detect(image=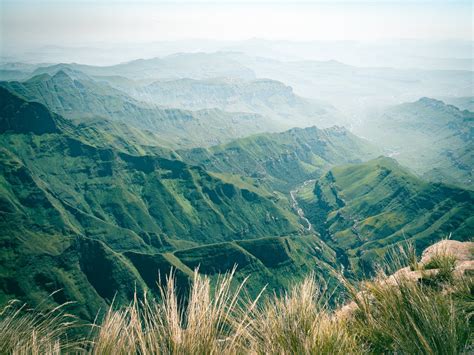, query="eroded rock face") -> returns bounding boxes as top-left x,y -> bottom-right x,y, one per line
336,239 -> 474,319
